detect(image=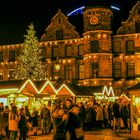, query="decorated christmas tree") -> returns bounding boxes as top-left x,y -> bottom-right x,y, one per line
14,23 -> 47,80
